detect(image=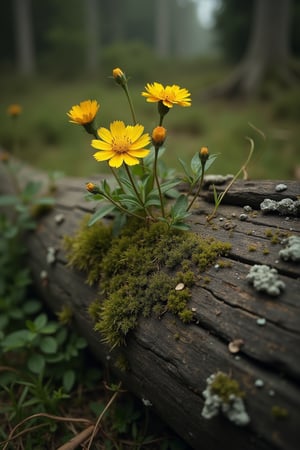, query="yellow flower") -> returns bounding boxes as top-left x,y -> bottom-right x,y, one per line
141,82 -> 191,108
7,104 -> 22,117
67,100 -> 99,125
92,120 -> 150,168
152,126 -> 167,147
